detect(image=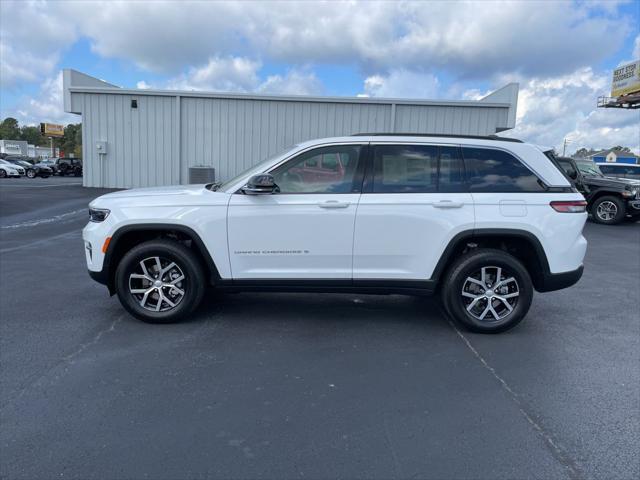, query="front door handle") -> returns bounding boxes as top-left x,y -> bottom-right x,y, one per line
318,200 -> 349,209
433,200 -> 464,209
